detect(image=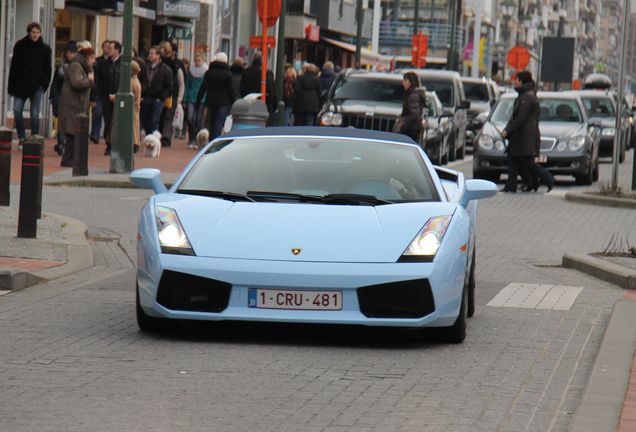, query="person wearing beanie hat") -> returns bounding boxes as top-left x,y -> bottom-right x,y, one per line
215,52 -> 228,64
50,40 -> 78,155
501,71 -> 542,192
196,50 -> 235,140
